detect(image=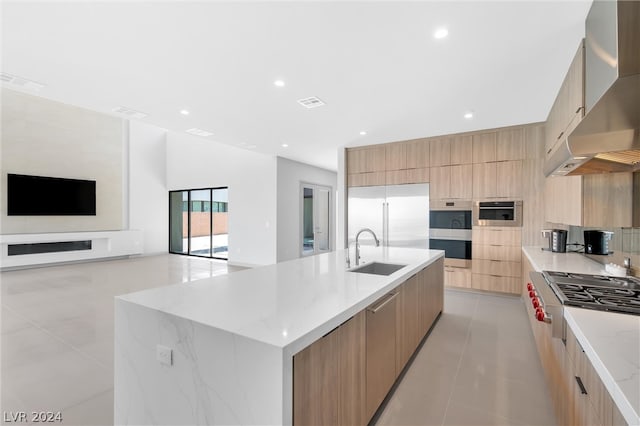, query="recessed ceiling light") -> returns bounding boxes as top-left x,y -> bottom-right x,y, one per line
186,128 -> 213,137
281,143 -> 289,148
434,27 -> 449,39
464,112 -> 474,119
274,80 -> 285,87
360,131 -> 367,136
180,109 -> 190,115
